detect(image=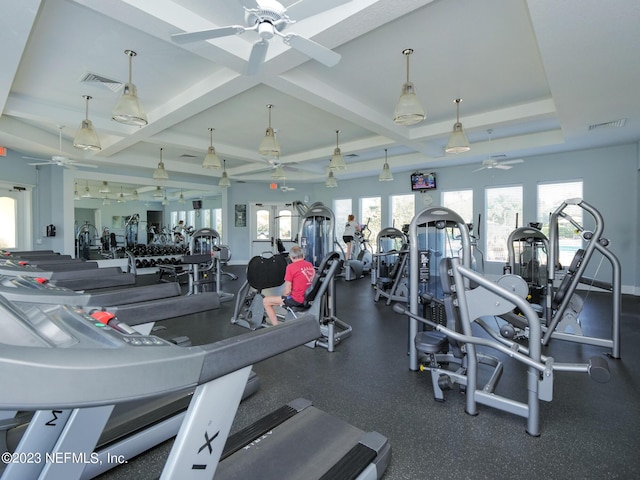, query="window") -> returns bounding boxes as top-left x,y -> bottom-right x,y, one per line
187,210 -> 196,229
213,208 -> 222,236
333,198 -> 352,249
360,196 -> 381,253
277,209 -> 293,241
390,194 -> 415,231
486,186 -> 523,262
256,208 -> 270,240
442,190 -> 473,224
537,181 -> 583,267
0,196 -> 16,249
202,209 -> 211,228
